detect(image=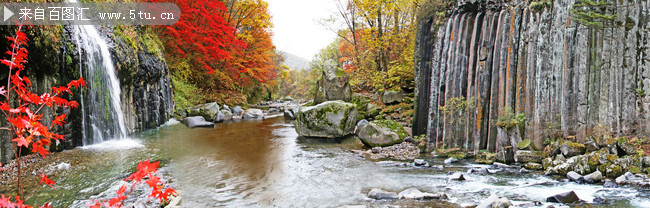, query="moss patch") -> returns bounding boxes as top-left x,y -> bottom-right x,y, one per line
374,120 -> 408,139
